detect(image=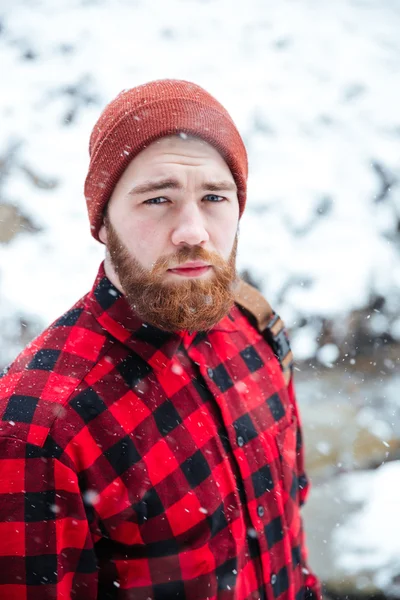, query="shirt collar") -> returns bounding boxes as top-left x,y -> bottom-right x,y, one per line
87,263 -> 238,373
